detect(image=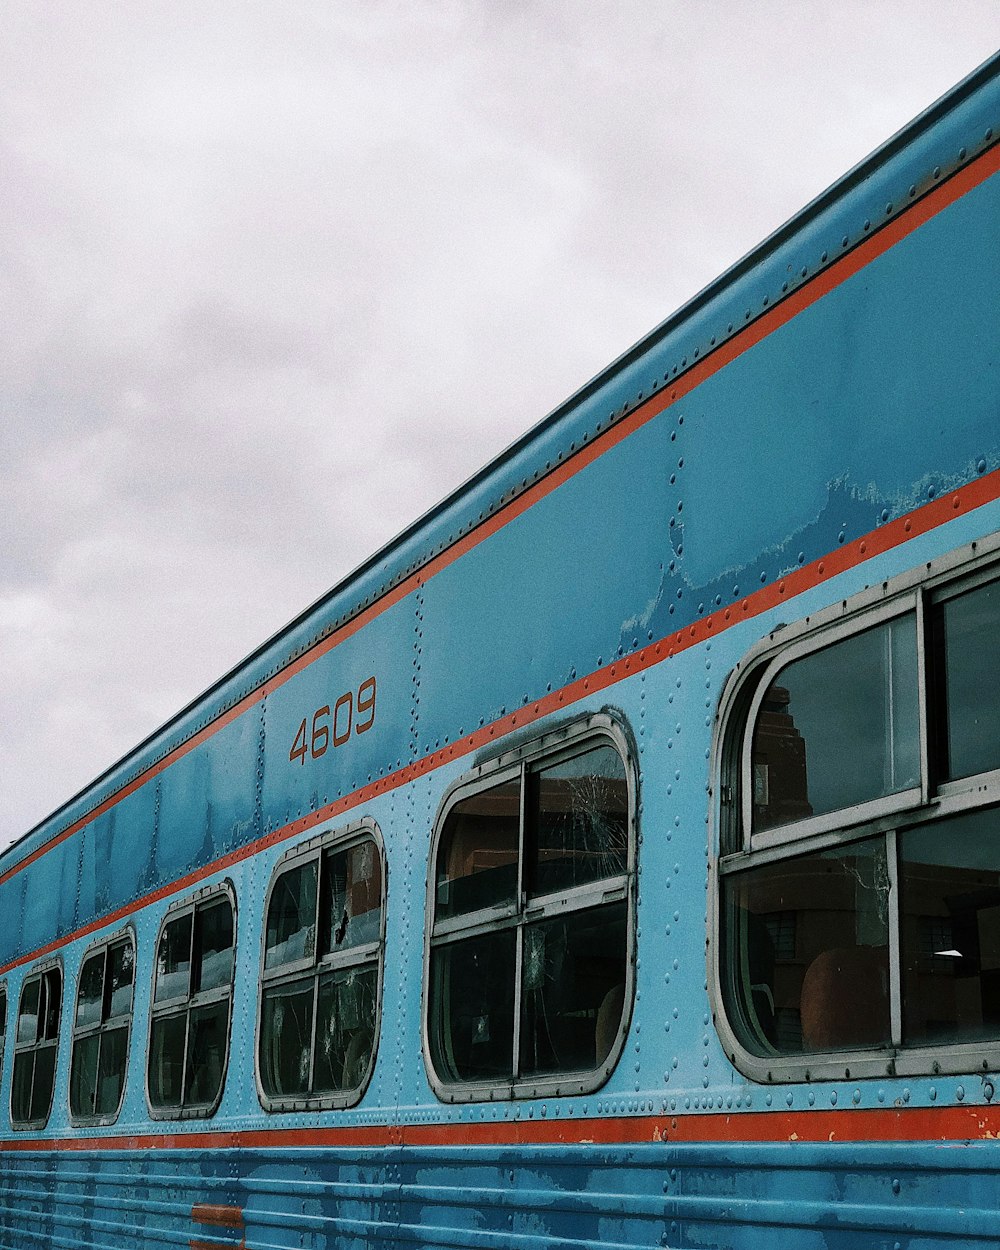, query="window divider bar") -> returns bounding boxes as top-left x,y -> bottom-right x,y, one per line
915,585 -> 931,806
886,828 -> 902,1048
